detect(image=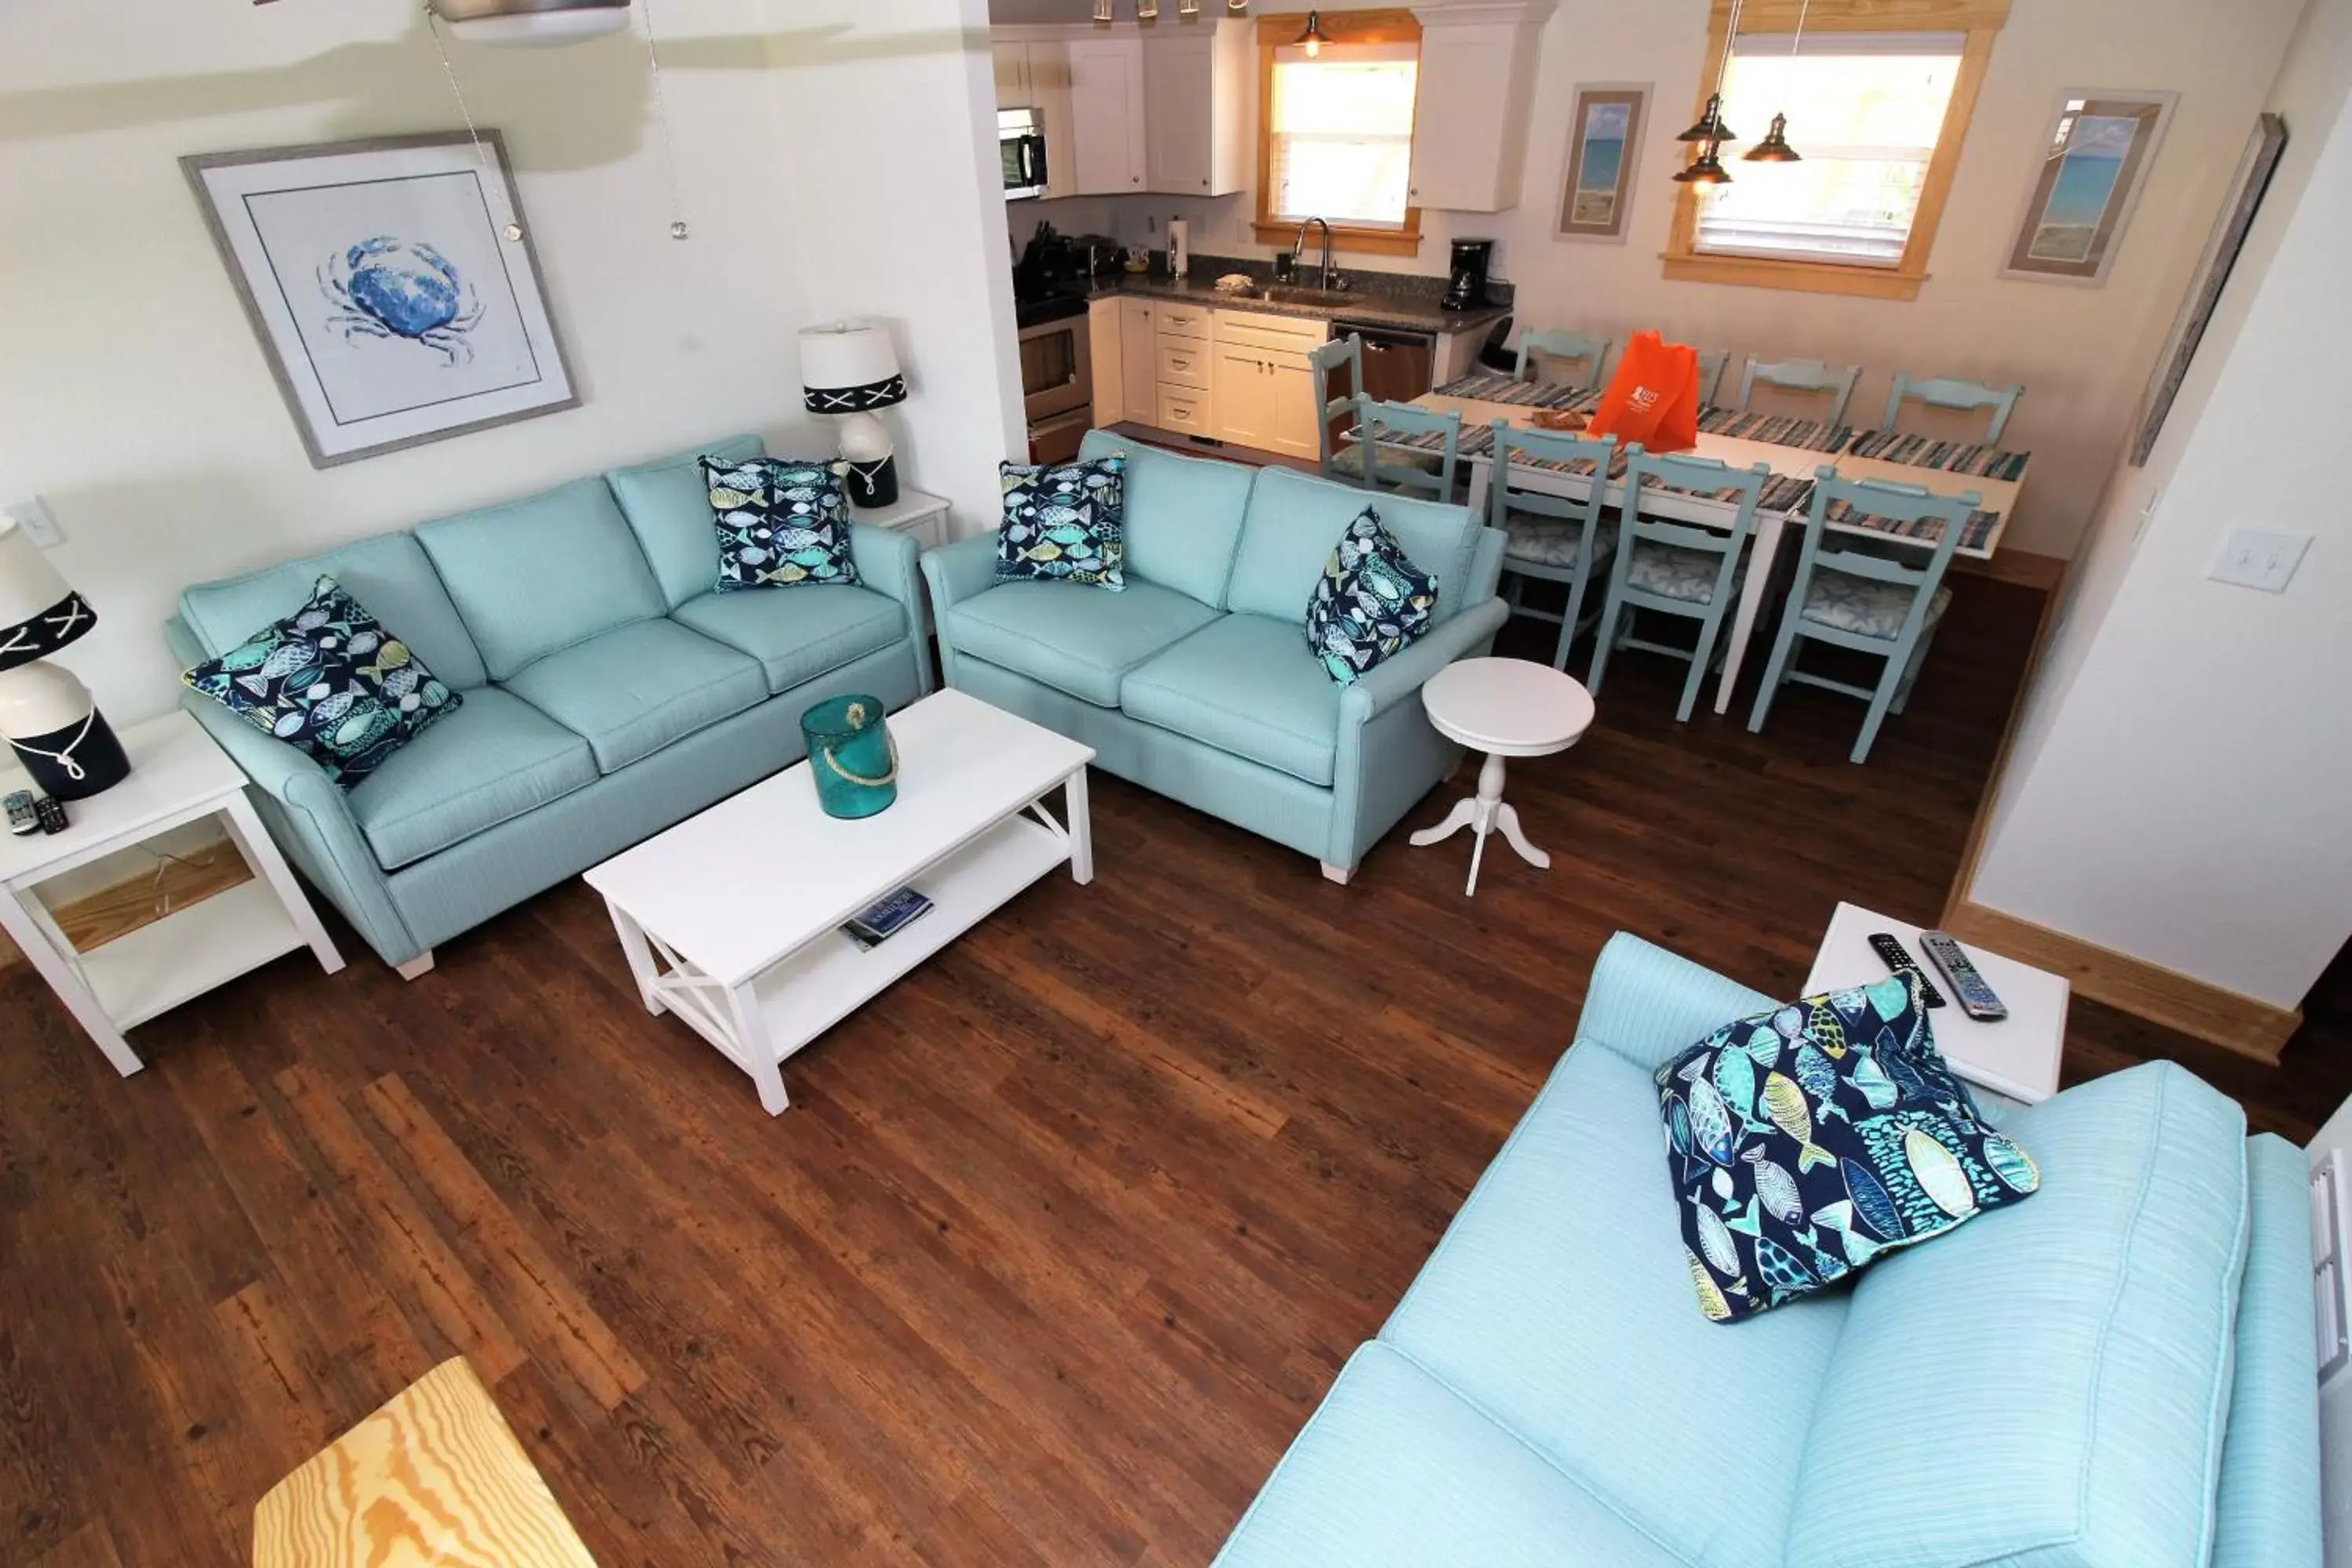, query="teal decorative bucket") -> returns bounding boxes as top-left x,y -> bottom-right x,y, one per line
801,695 -> 898,818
